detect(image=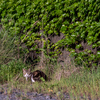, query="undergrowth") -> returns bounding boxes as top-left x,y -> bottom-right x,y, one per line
0,29 -> 100,99
0,62 -> 100,100
0,29 -> 27,83
0,59 -> 26,83
18,65 -> 100,99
